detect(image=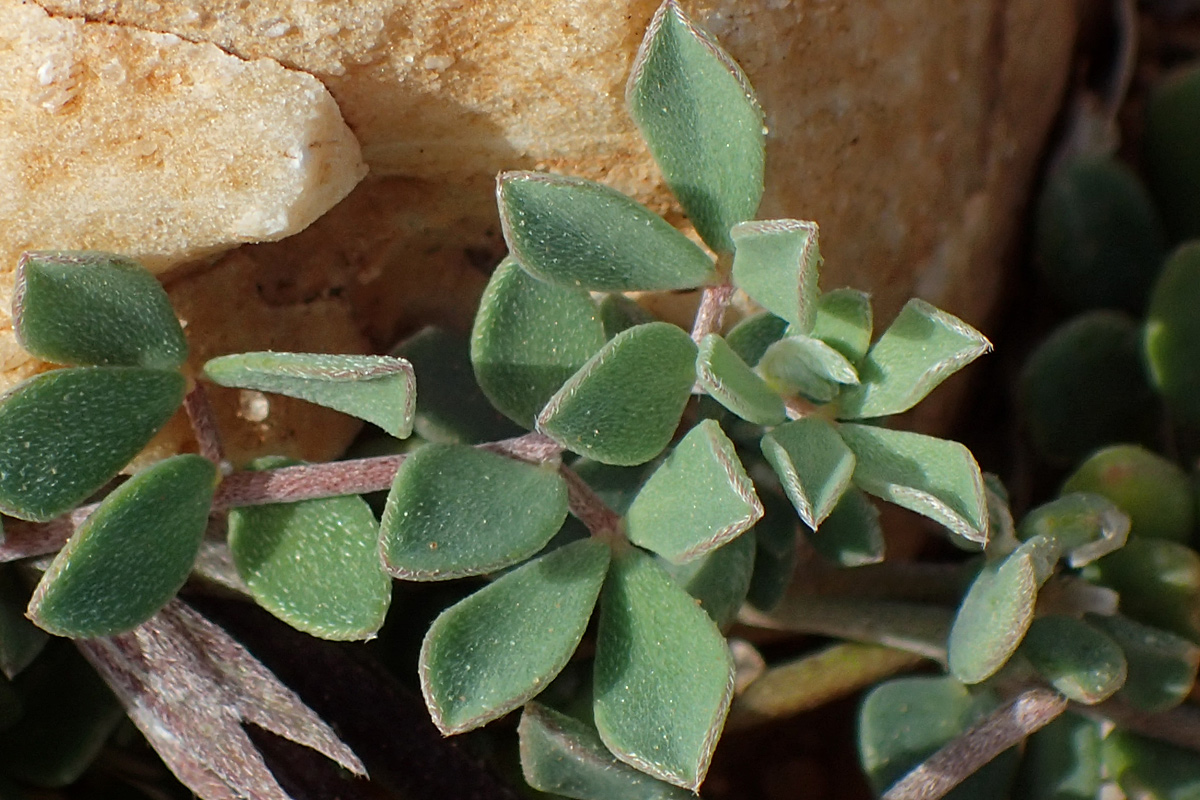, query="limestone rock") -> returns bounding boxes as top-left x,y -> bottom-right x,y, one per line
0,0 -> 365,389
